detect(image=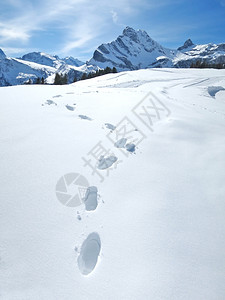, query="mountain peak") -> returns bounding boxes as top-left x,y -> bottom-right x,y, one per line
178,39 -> 194,51
122,26 -> 141,42
123,26 -> 136,36
0,48 -> 6,59
88,26 -> 172,71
